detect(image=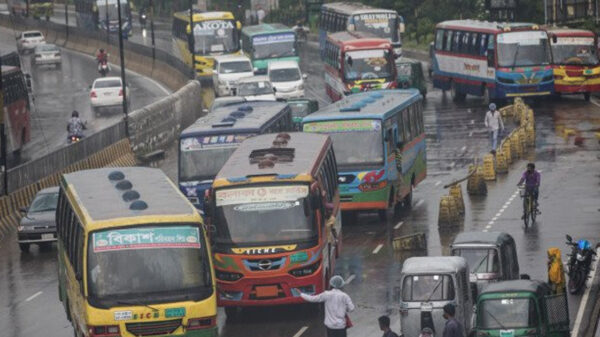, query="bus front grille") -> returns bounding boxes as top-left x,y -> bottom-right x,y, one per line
340,195 -> 354,202
125,319 -> 182,336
